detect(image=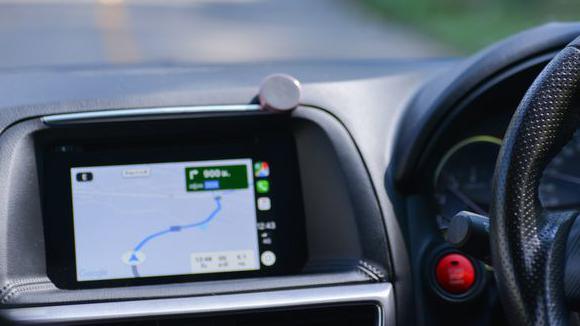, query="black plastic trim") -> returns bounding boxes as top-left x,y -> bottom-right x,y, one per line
0,105 -> 389,307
